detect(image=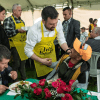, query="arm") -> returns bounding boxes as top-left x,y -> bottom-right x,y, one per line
0,85 -> 8,94
56,20 -> 70,52
3,17 -> 25,38
31,53 -> 52,66
9,71 -> 17,80
85,37 -> 88,42
85,32 -> 88,42
3,17 -> 19,38
89,25 -> 91,33
7,66 -> 17,81
60,43 -> 69,52
74,20 -> 80,39
0,26 -> 10,49
24,26 -> 52,66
